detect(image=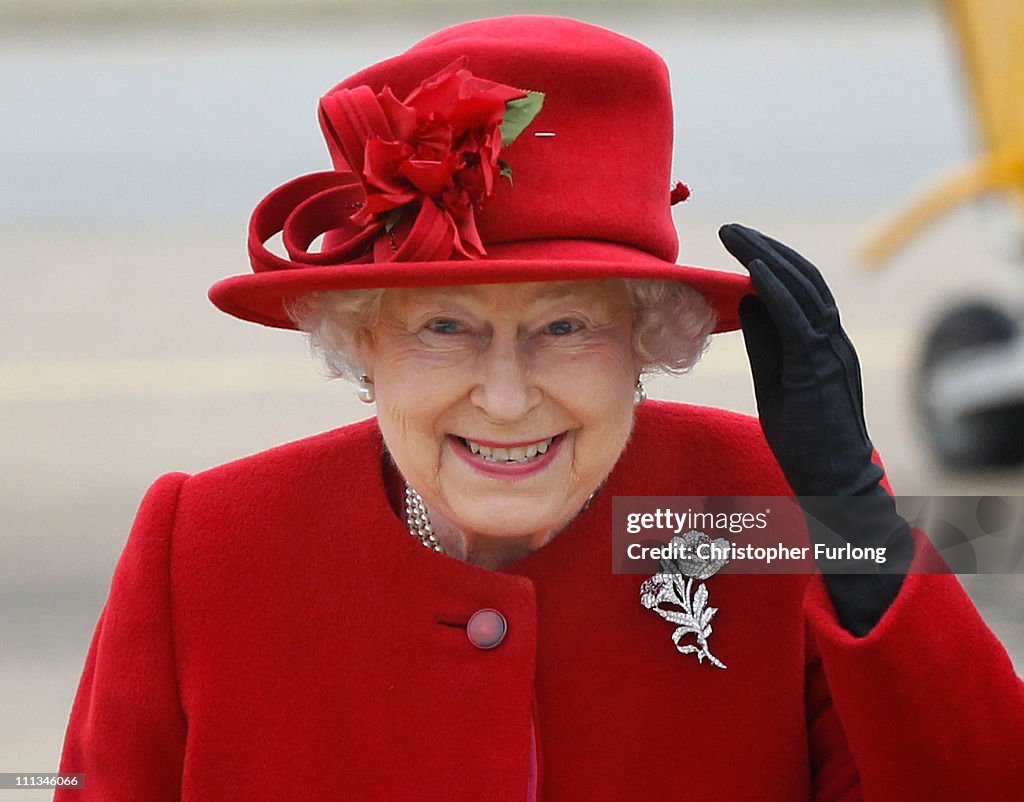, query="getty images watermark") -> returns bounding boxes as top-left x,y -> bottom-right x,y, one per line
611,496 -> 1024,574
